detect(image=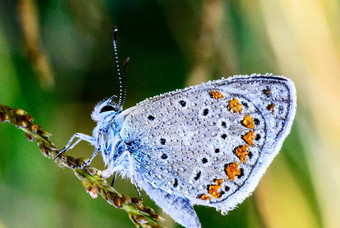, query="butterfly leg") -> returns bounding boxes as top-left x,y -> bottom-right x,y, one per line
77,147 -> 99,169
133,184 -> 143,201
110,172 -> 119,187
126,152 -> 143,201
54,133 -> 95,159
137,176 -> 201,228
109,172 -> 143,201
